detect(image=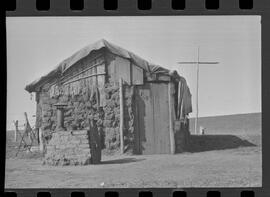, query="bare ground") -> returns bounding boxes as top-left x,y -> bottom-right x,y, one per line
5,145 -> 261,188
5,113 -> 262,188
